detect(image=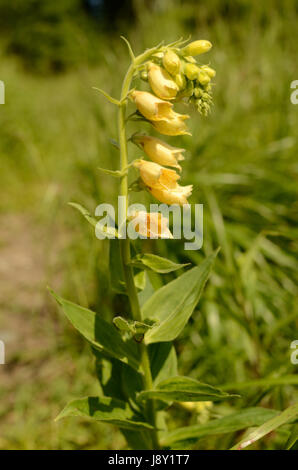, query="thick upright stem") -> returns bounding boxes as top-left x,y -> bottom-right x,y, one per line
118,58 -> 159,450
